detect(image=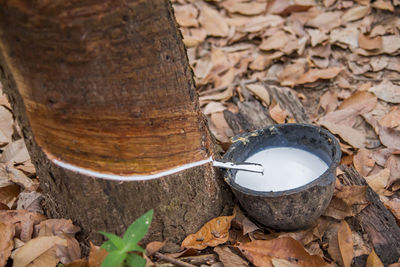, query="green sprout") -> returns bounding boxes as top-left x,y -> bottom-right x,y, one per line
99,209 -> 153,267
